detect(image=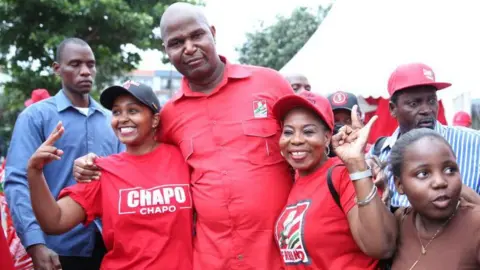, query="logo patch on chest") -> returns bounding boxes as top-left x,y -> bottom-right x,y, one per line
253,99 -> 268,118
118,184 -> 192,215
275,200 -> 311,265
